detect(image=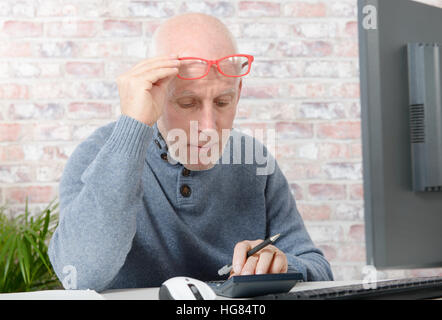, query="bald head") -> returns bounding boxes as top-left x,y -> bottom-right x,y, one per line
149,12 -> 238,59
